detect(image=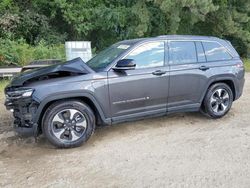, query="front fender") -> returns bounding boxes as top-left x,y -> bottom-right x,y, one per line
33,91 -> 111,126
